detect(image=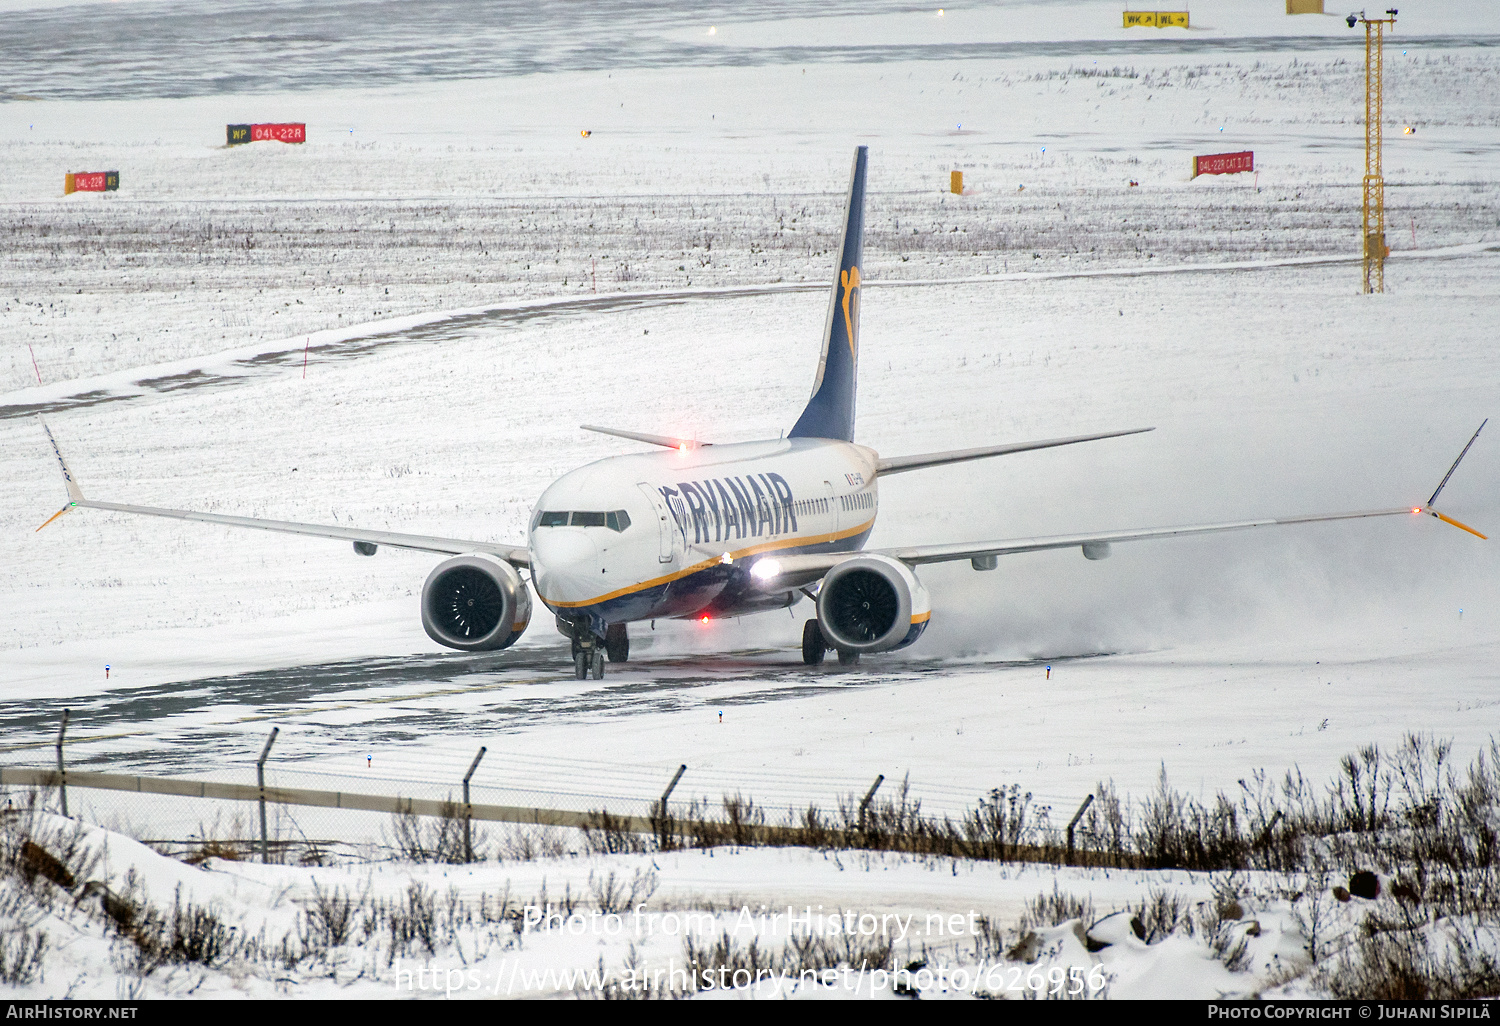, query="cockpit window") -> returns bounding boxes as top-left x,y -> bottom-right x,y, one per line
534,510 -> 632,532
